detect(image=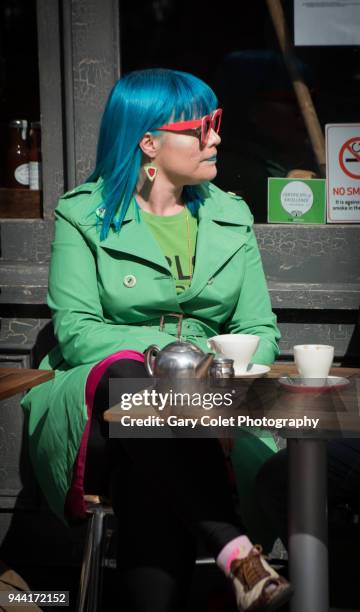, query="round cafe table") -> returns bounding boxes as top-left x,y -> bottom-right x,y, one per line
104,362 -> 360,612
